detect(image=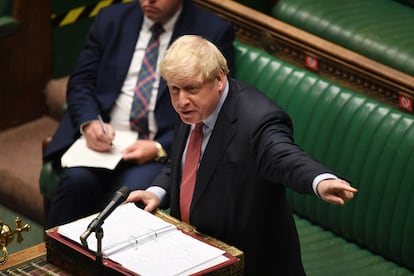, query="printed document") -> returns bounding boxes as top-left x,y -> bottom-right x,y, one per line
60,130 -> 137,170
